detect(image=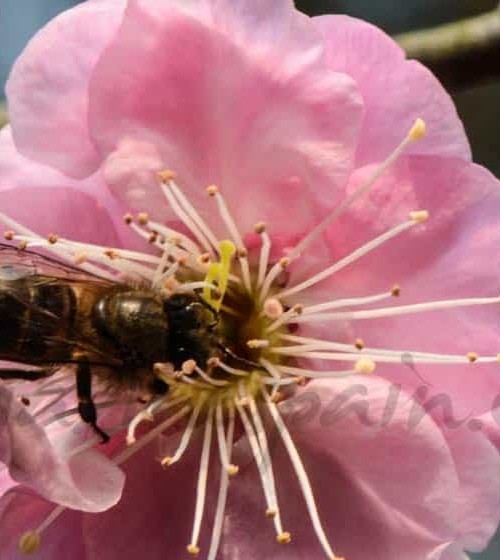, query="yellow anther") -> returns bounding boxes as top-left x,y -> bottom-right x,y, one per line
247,339 -> 270,349
279,257 -> 291,269
355,358 -> 376,374
254,221 -> 267,234
19,531 -> 41,555
157,169 -> 176,183
202,240 -> 236,311
182,360 -> 197,375
409,118 -> 426,141
18,240 -> 28,251
47,233 -> 58,245
206,185 -> 219,196
410,210 -> 429,223
227,464 -> 239,476
354,338 -> 365,350
263,298 -> 284,319
3,230 -> 14,240
187,544 -> 201,556
137,212 -> 149,226
277,532 -> 292,545
391,284 -> 401,297
161,456 -> 173,468
467,352 -> 479,363
266,508 -> 277,518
